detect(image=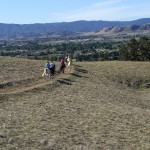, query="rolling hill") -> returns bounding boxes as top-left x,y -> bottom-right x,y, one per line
83,23 -> 150,36
0,57 -> 150,149
0,18 -> 150,36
